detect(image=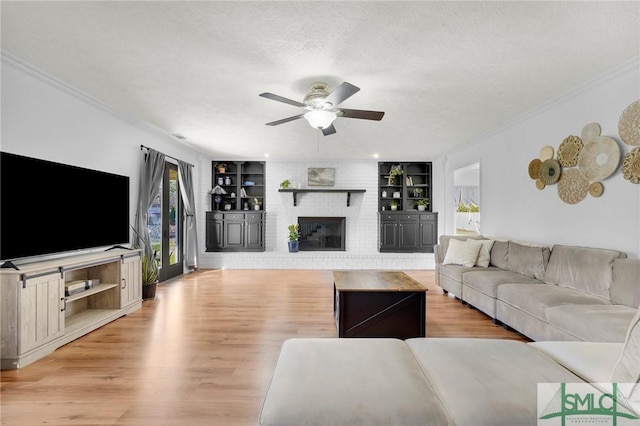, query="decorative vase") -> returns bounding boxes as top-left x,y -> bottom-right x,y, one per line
418,205 -> 426,211
142,282 -> 158,300
391,205 -> 398,211
225,176 -> 231,185
288,241 -> 299,253
254,205 -> 260,210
